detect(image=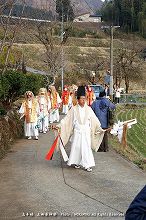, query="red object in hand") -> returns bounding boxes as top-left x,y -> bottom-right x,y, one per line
45,135 -> 59,160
